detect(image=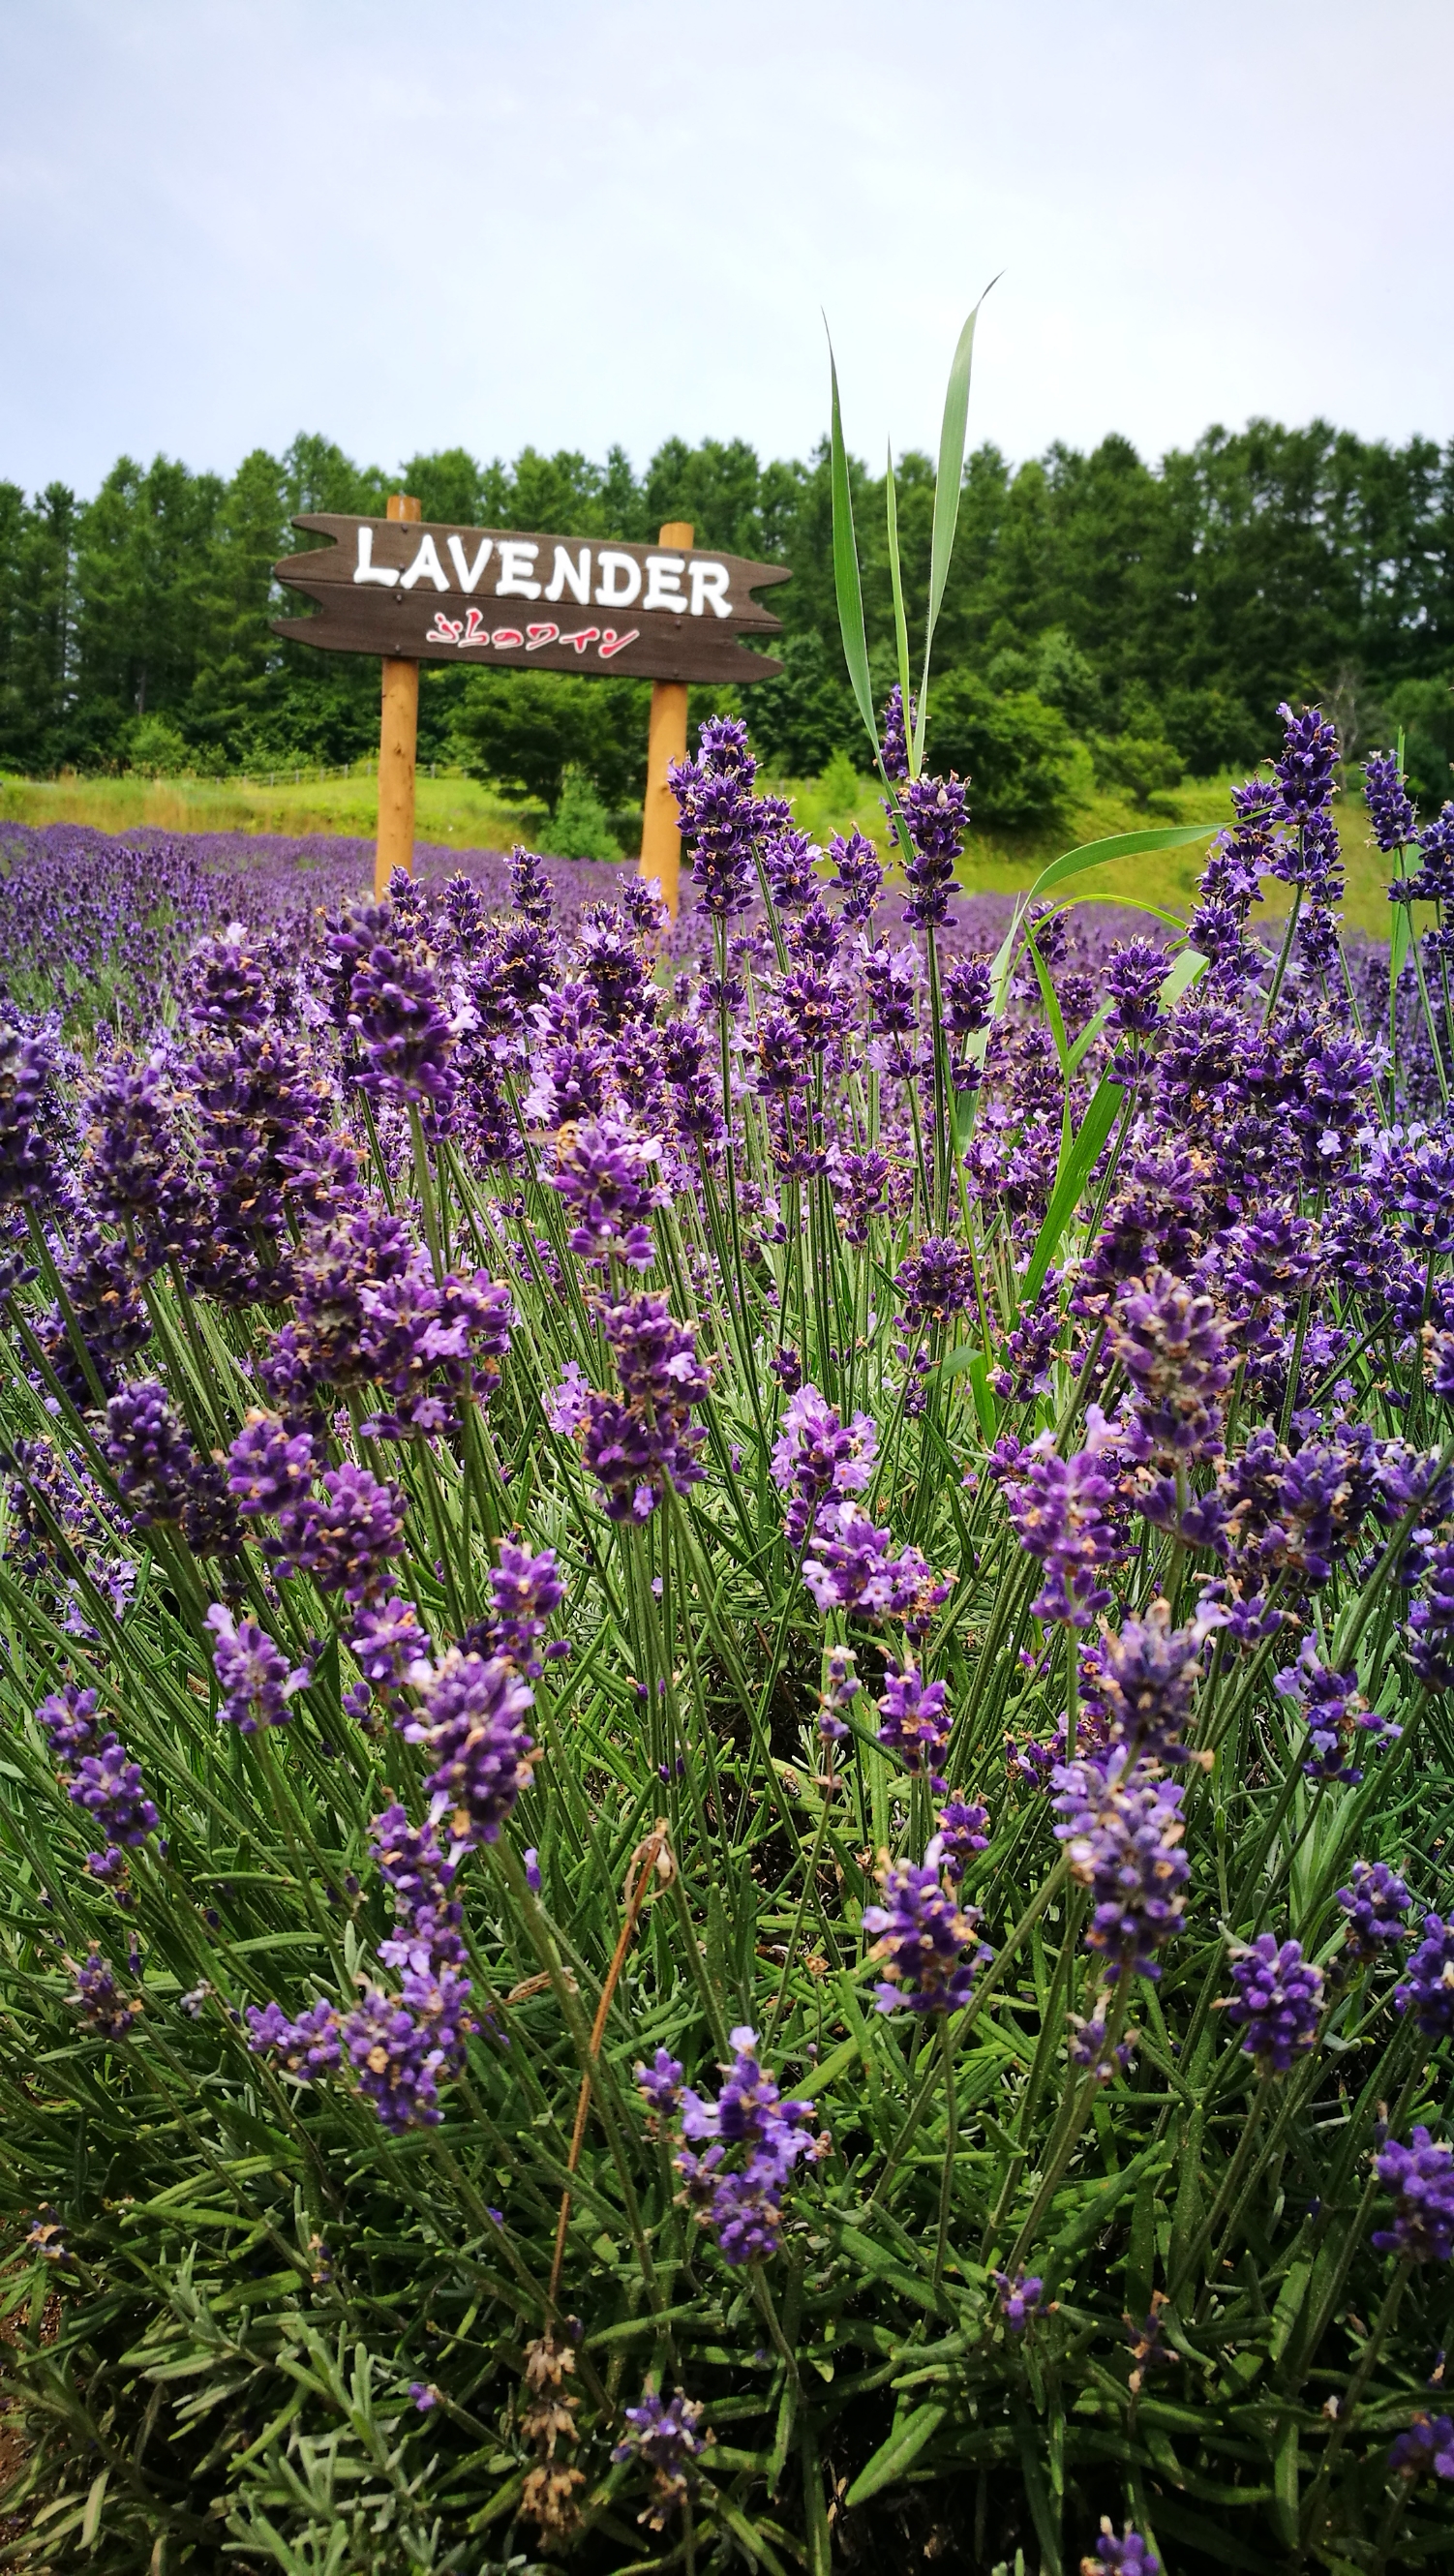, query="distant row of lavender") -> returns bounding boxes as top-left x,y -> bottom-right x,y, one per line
0,825 -> 643,1034
0,819 -> 1127,1043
